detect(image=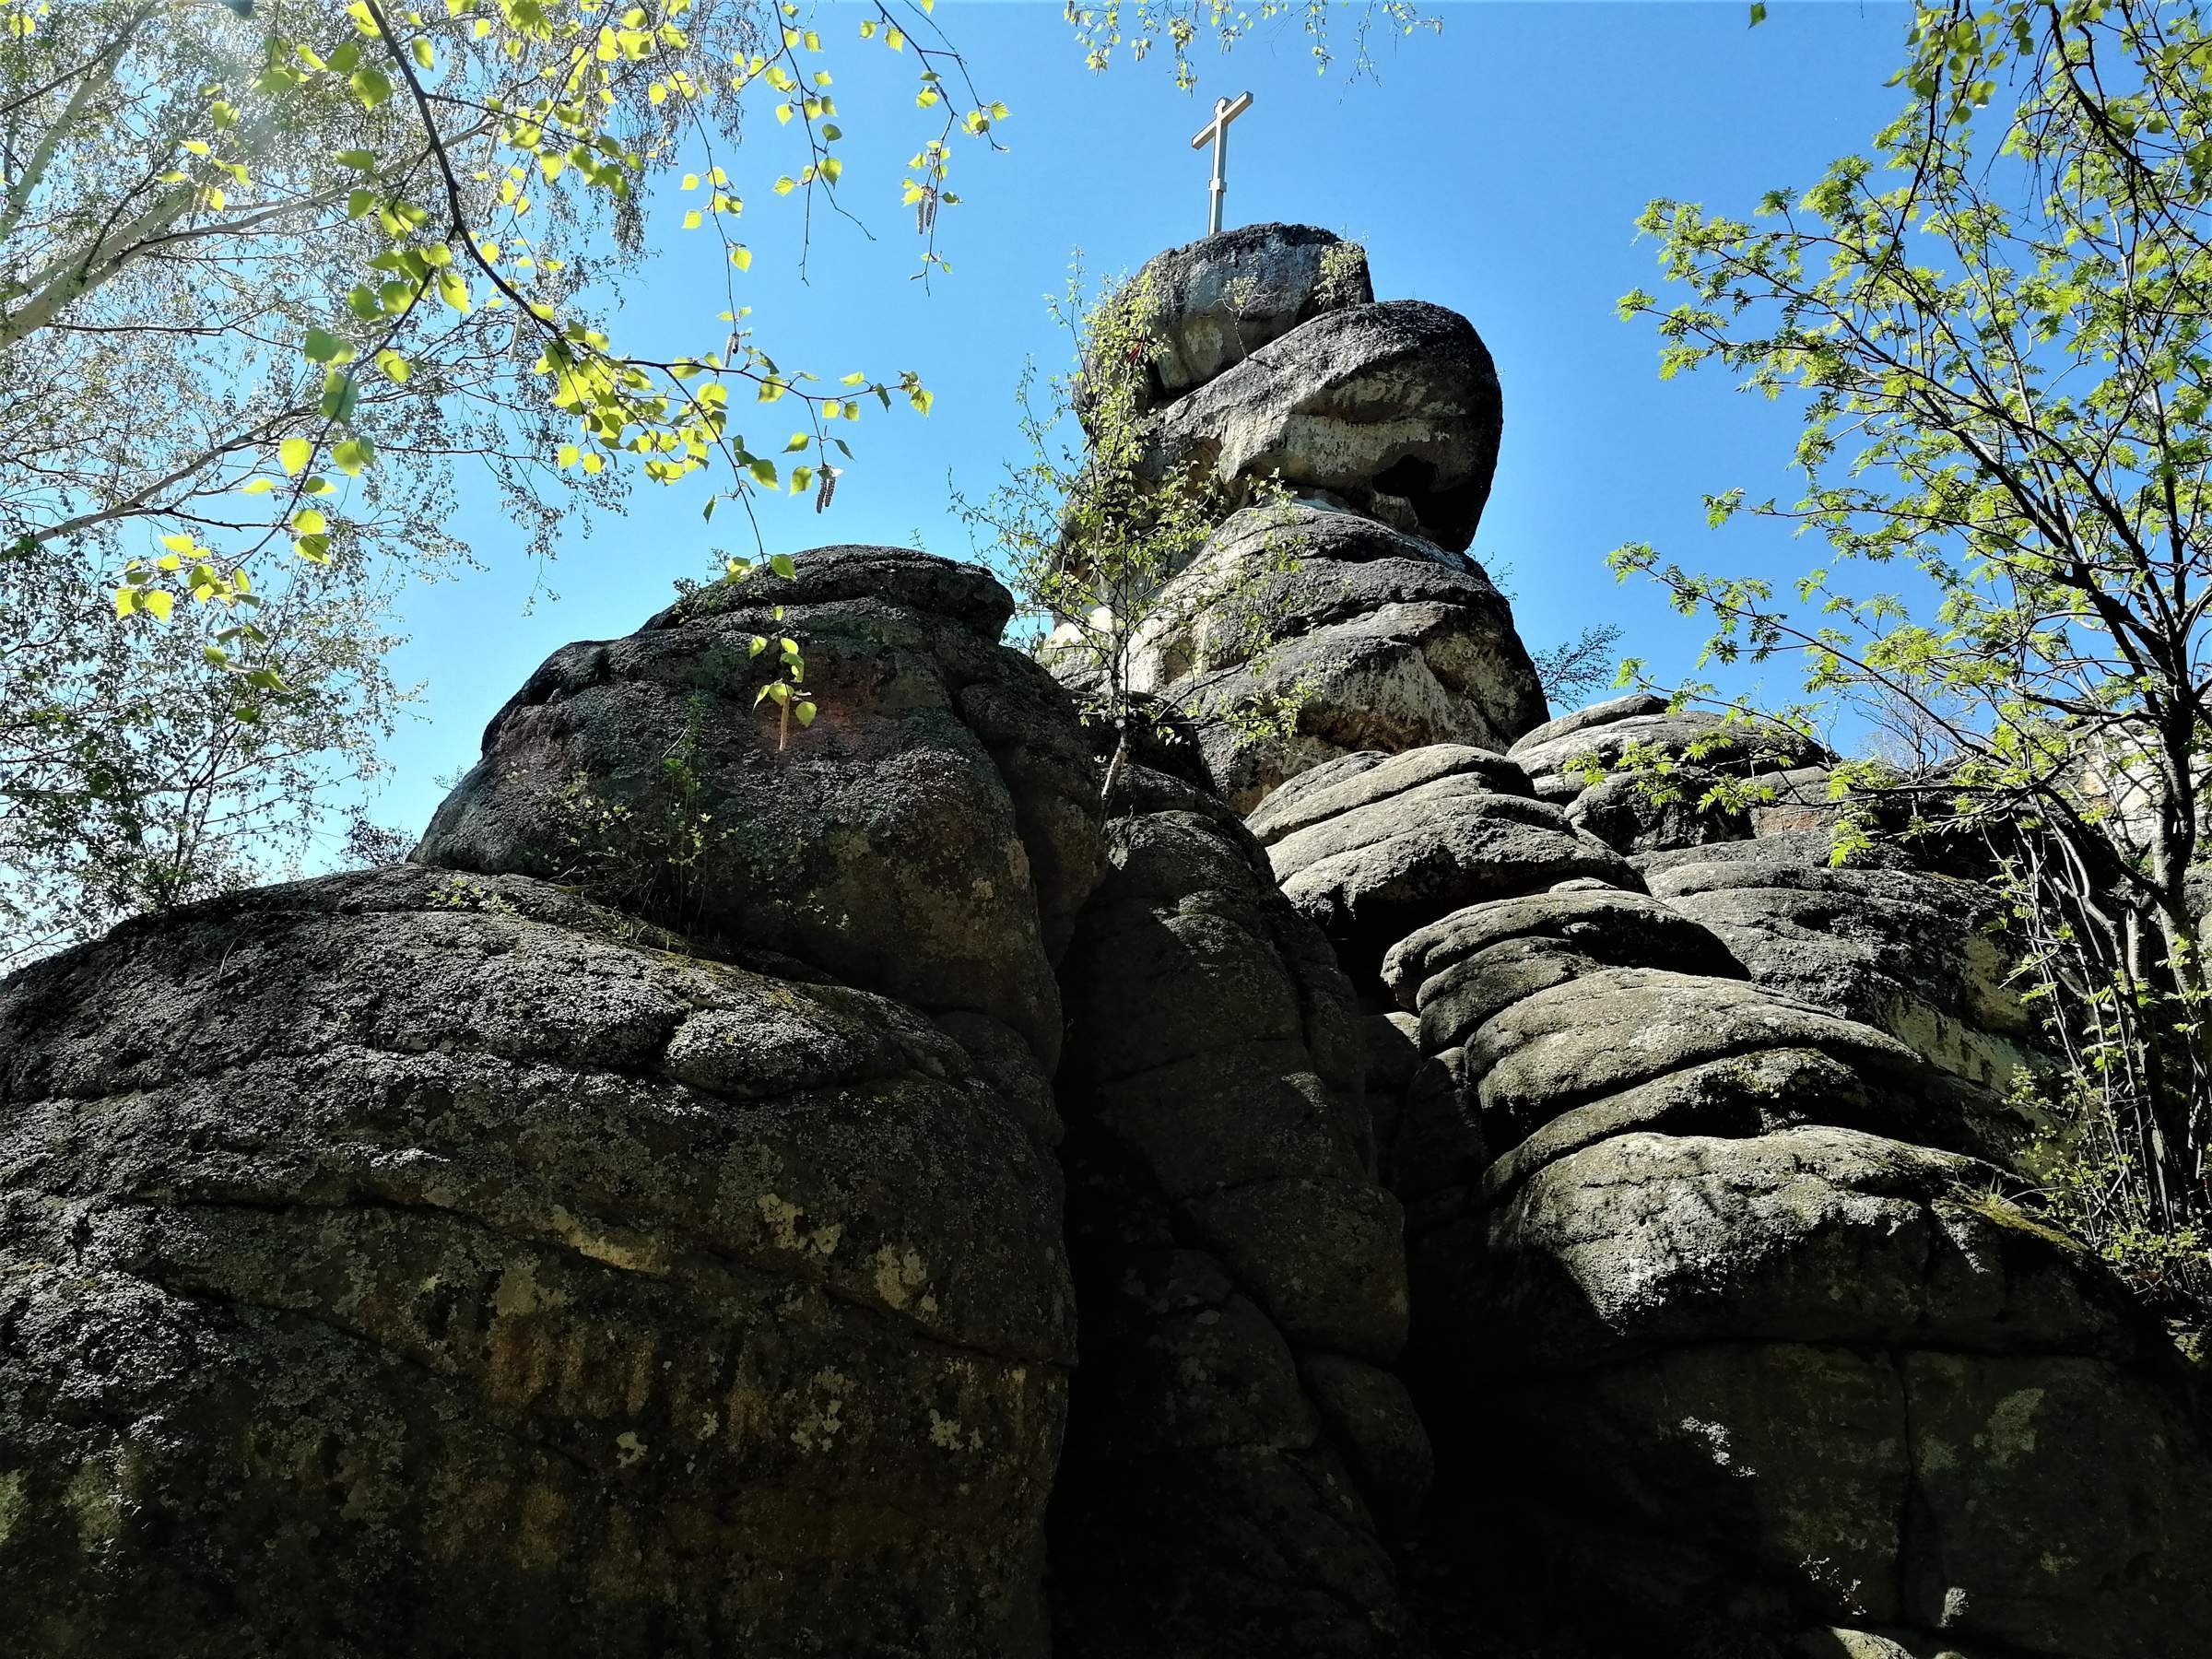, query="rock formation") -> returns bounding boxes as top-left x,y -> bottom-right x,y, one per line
1071,224 -> 2212,1659
4,225 -> 2208,1659
0,552 -> 1098,1659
